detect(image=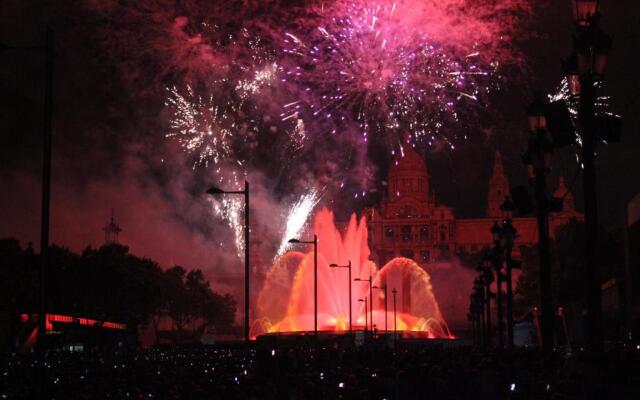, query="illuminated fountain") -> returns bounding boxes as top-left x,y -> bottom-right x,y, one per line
251,208 -> 452,338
